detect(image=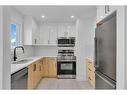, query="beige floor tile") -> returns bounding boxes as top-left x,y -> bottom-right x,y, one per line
36,78 -> 94,90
